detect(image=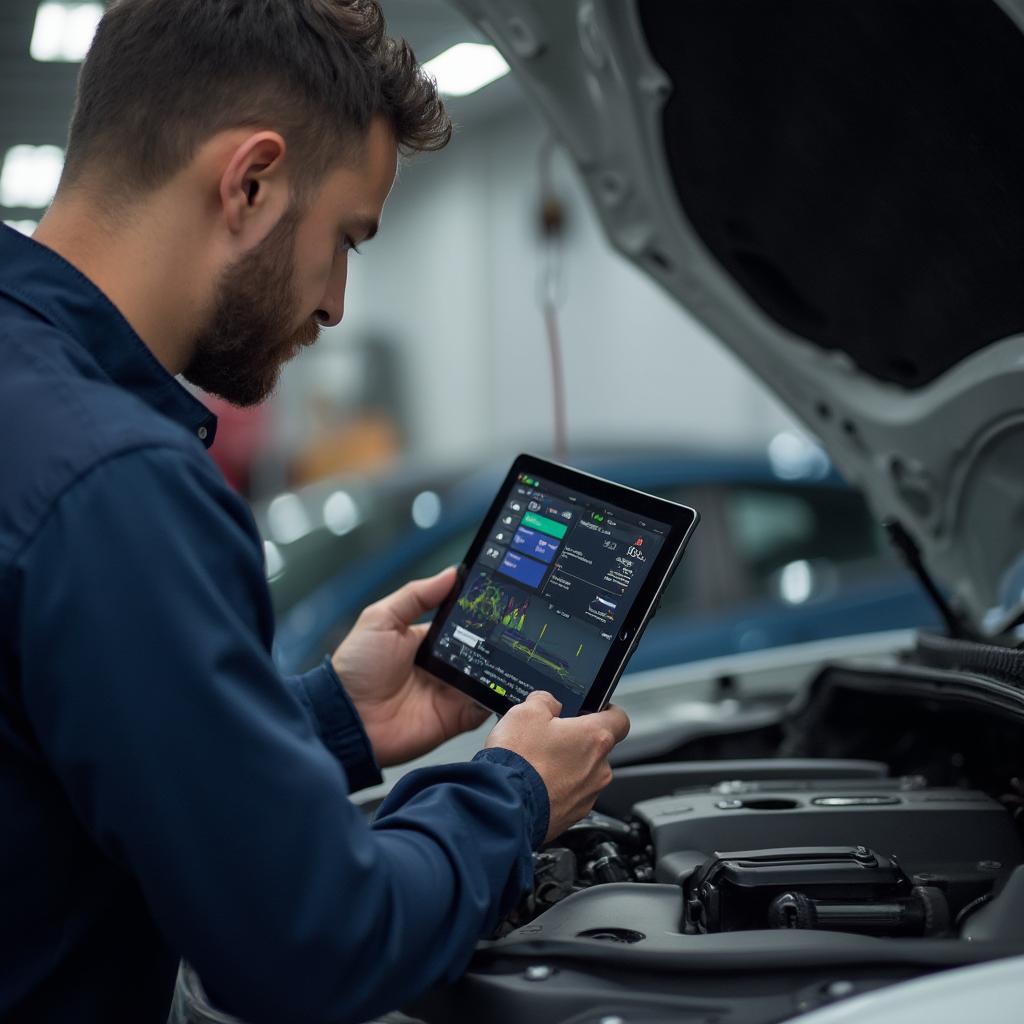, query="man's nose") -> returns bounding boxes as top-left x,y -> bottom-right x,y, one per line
315,262 -> 348,328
